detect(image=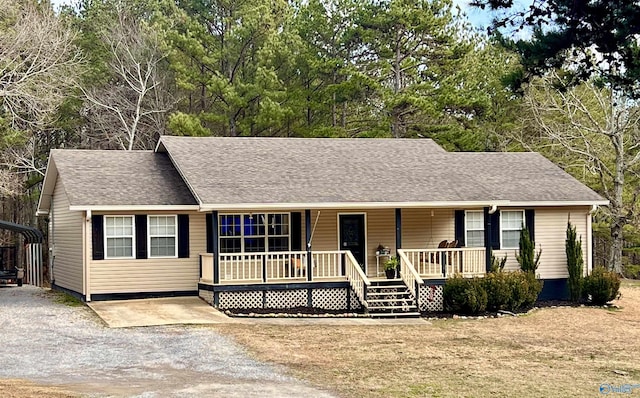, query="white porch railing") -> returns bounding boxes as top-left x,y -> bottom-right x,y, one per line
400,248 -> 486,278
344,251 -> 370,307
205,250 -> 349,283
312,251 -> 344,279
202,250 -> 370,306
217,251 -> 309,282
397,249 -> 424,301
